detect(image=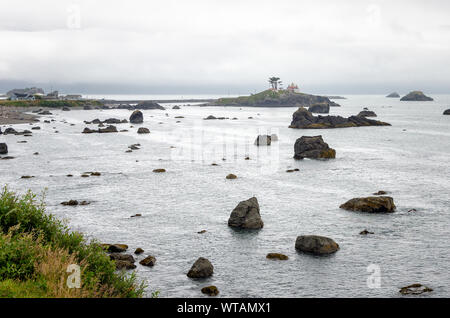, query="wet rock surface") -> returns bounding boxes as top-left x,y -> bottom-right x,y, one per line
340,196 -> 396,213
294,135 -> 336,160
228,197 -> 263,229
295,235 -> 340,255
